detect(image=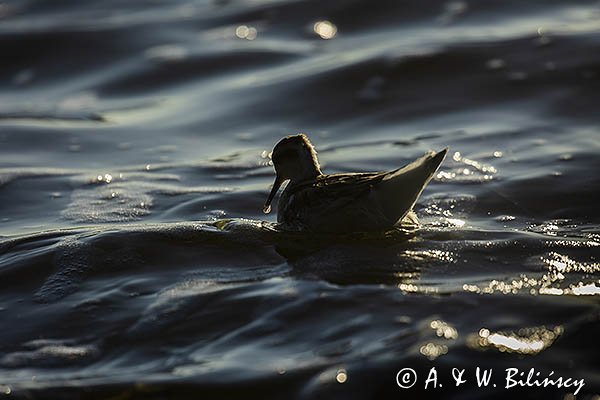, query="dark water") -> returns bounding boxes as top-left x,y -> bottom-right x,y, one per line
1,0 -> 600,398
